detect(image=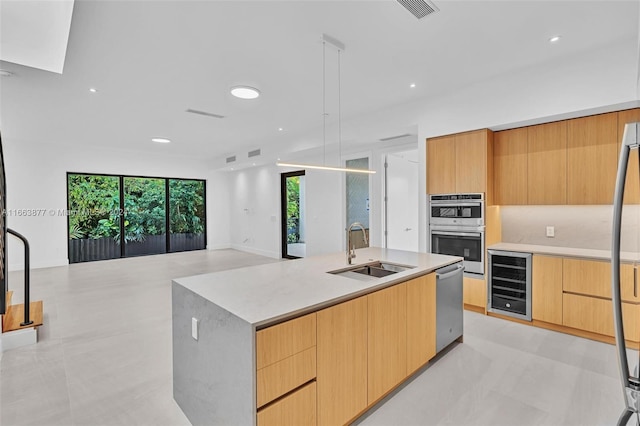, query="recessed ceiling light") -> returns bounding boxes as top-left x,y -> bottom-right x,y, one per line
0,70 -> 14,78
278,127 -> 284,131
89,88 -> 98,93
151,138 -> 171,144
410,83 -> 416,88
230,86 -> 260,99
230,168 -> 234,171
252,163 -> 256,166
549,35 -> 561,43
